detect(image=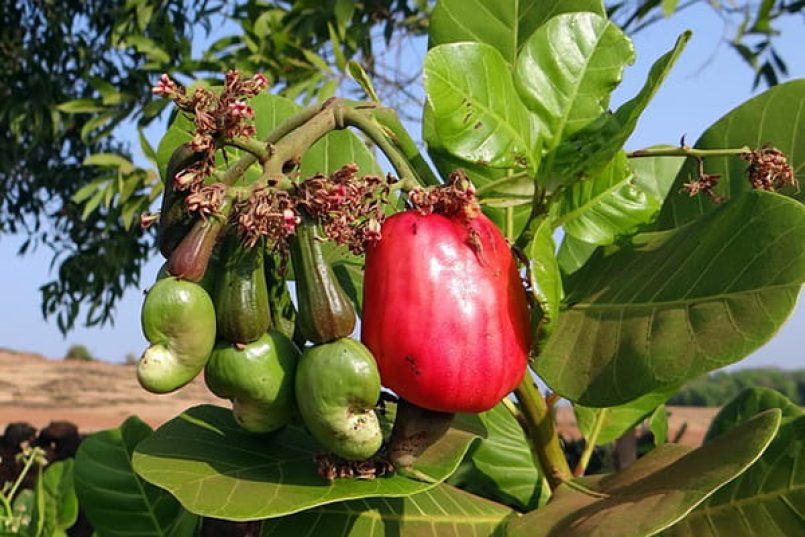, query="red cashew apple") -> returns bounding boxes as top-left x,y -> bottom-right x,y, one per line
361,210 -> 531,413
